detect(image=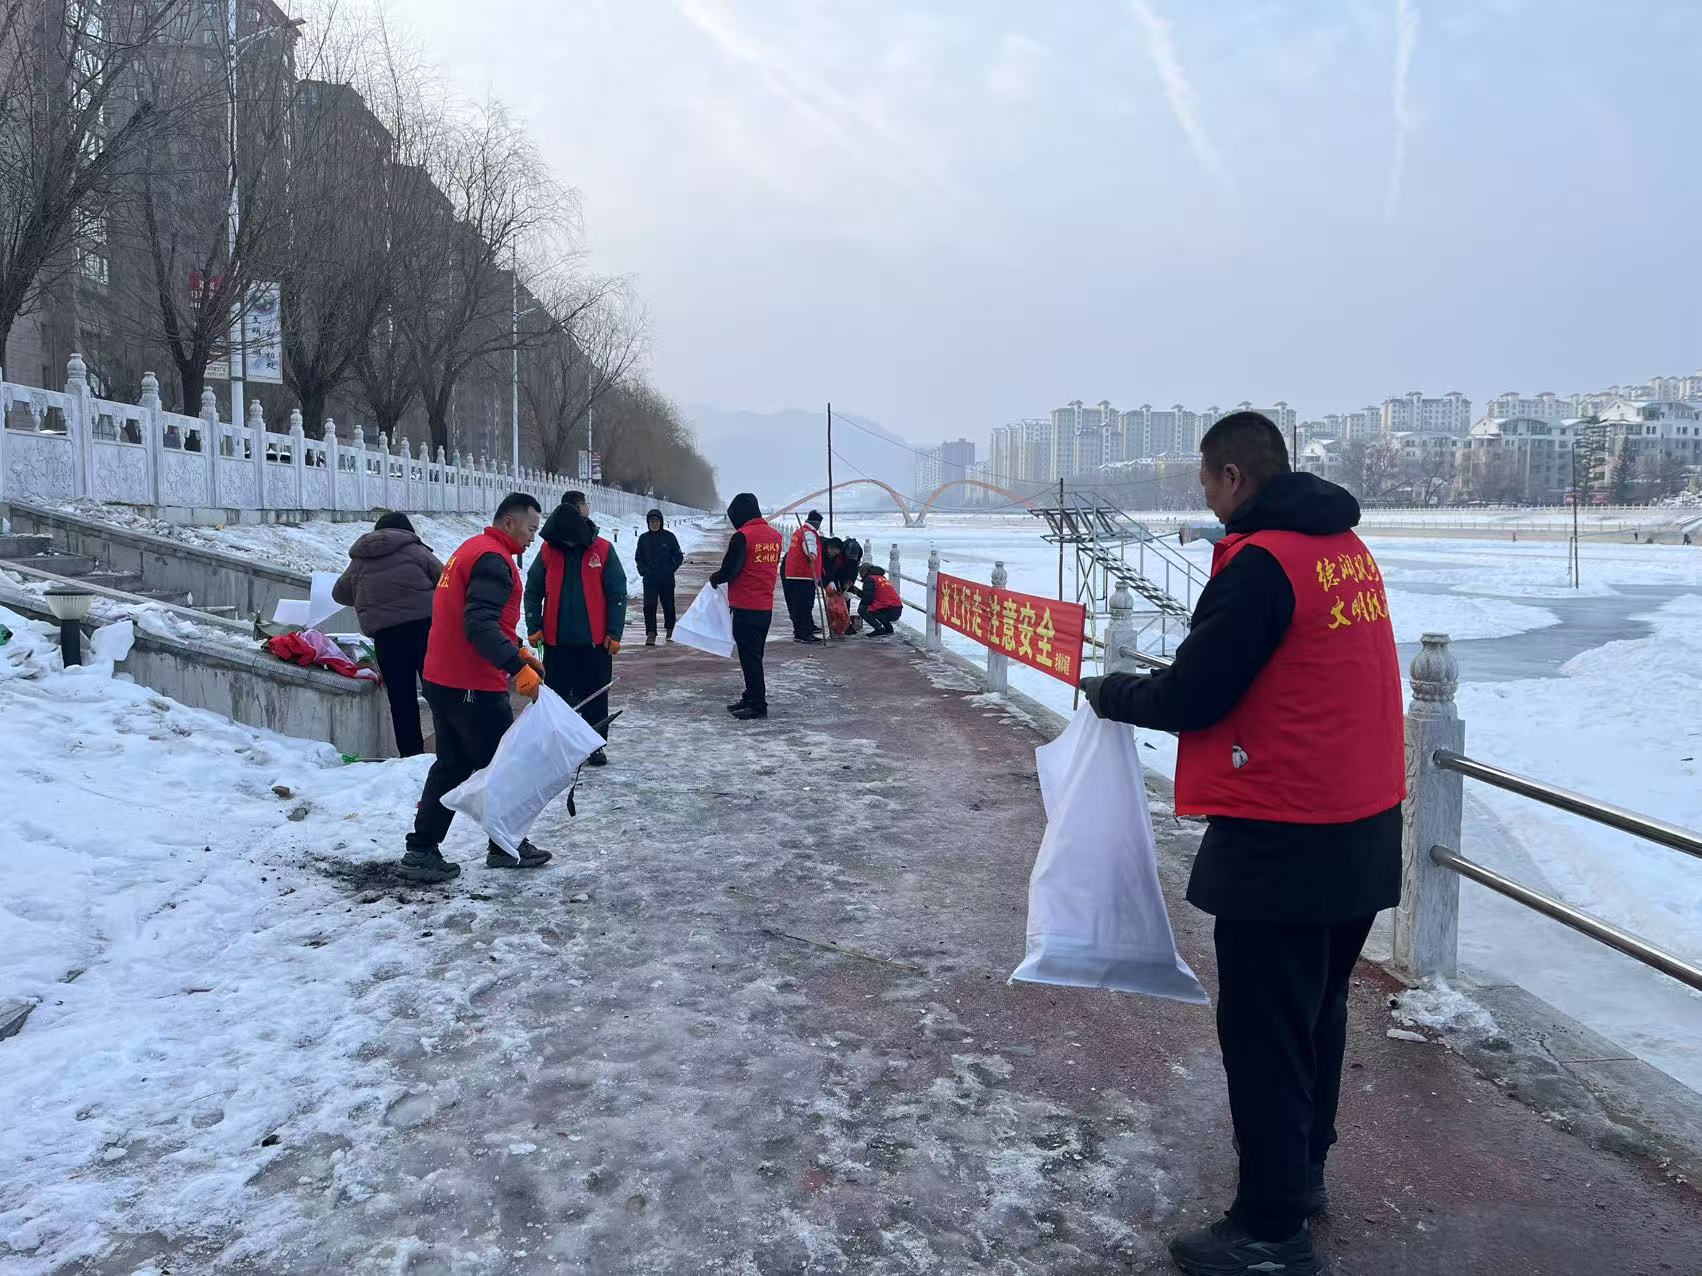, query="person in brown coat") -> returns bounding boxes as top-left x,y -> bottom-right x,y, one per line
333,511 -> 444,756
